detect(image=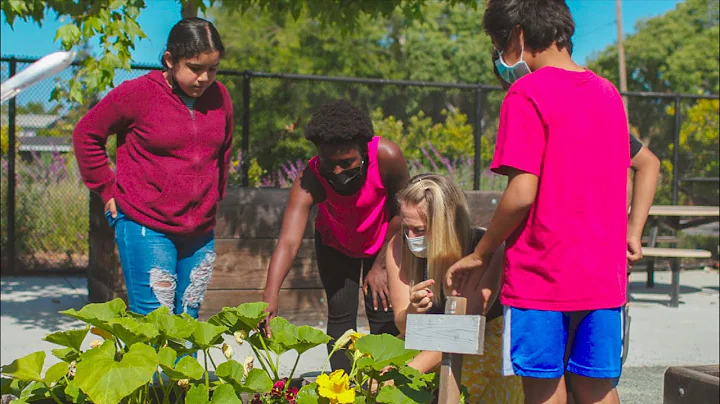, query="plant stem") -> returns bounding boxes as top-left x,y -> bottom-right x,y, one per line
150,381 -> 161,404
204,349 -> 210,390
285,354 -> 301,393
257,334 -> 280,378
47,389 -> 63,404
208,351 -> 219,371
249,344 -> 272,376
